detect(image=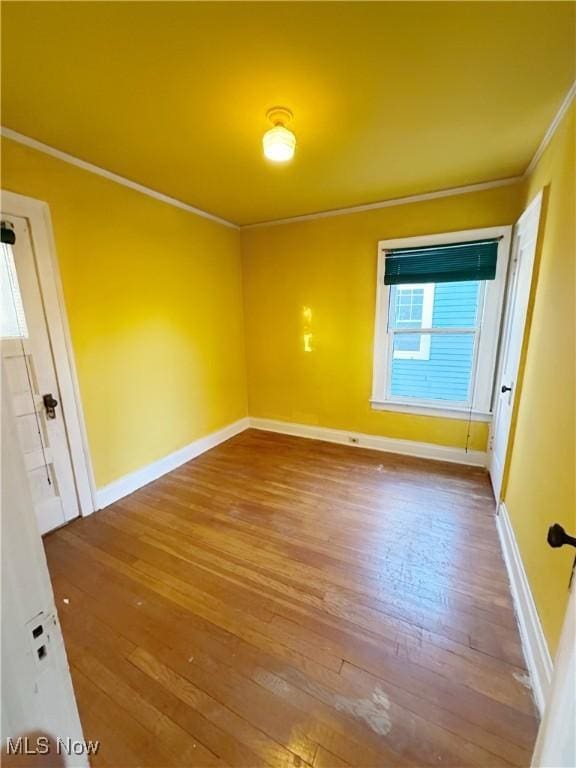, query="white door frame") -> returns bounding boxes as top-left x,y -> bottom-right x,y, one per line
1,189 -> 96,517
488,190 -> 543,499
531,582 -> 576,767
